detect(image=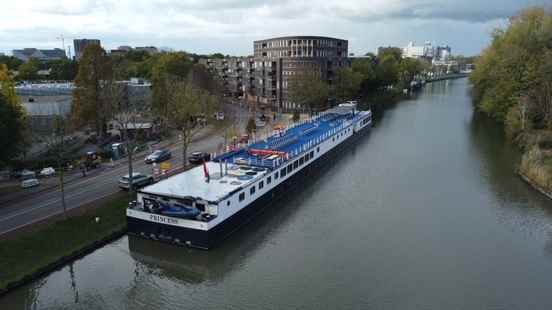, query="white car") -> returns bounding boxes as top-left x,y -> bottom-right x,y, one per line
214,111 -> 224,121
40,167 -> 55,177
21,178 -> 40,189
